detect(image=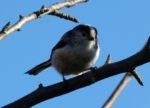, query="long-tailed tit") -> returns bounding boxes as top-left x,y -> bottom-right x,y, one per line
25,24 -> 100,80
